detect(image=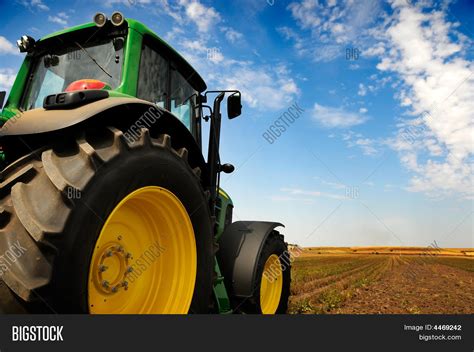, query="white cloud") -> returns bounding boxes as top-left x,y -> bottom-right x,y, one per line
321,180 -> 346,190
180,50 -> 299,111
177,35 -> 299,111
354,138 -> 378,156
287,0 -> 320,29
104,0 -> 155,8
19,0 -> 49,11
312,103 -> 368,128
365,43 -> 385,57
277,26 -> 307,56
374,2 -> 474,199
31,0 -> 48,10
222,27 -> 243,43
178,0 -> 220,32
270,195 -> 314,203
106,0 -> 220,33
342,131 -> 380,156
384,184 -> 397,192
358,83 -> 367,96
342,131 -> 360,141
164,26 -> 184,42
180,38 -> 225,63
48,12 -> 69,26
359,107 -> 368,113
0,68 -> 16,93
109,0 -> 298,112
279,187 -> 345,200
0,37 -> 19,55
357,75 -> 392,97
284,0 -> 381,62
220,64 -> 300,110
